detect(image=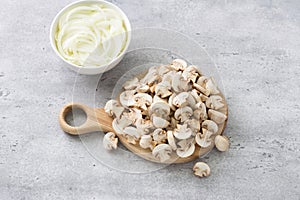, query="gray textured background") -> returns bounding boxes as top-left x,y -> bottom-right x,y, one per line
1,0 -> 300,199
